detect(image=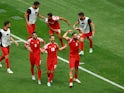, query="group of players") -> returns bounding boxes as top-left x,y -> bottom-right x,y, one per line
0,1 -> 95,87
